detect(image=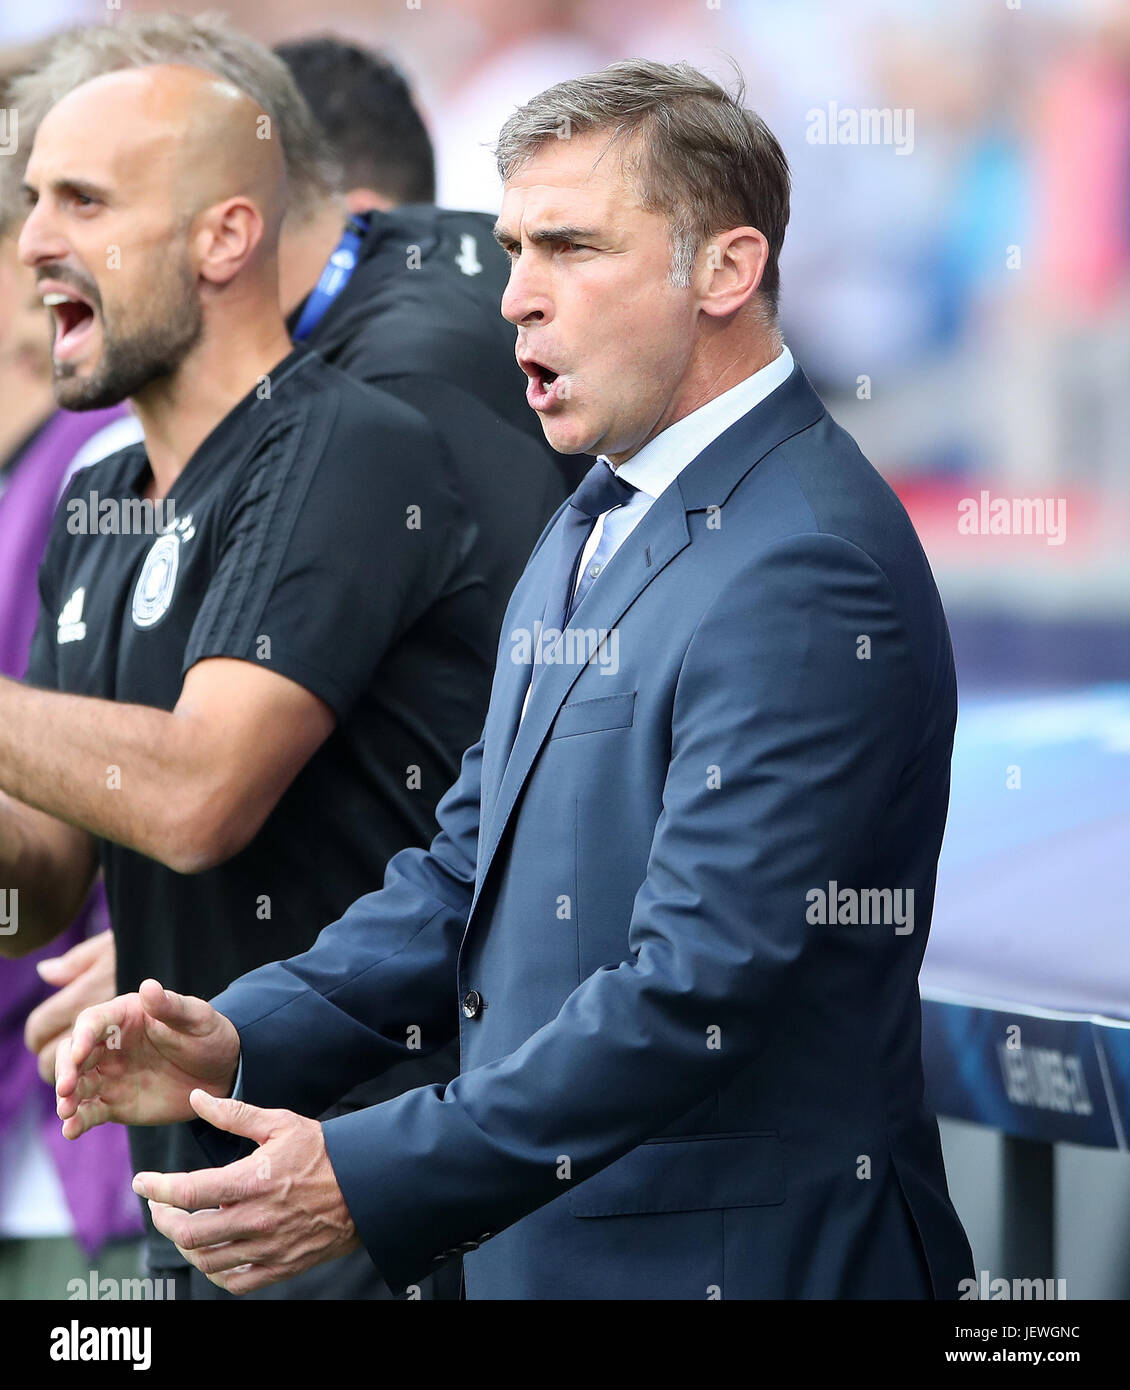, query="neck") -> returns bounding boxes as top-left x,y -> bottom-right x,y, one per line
131,305 -> 294,499
608,323 -> 783,468
278,198 -> 349,319
0,363 -> 55,466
